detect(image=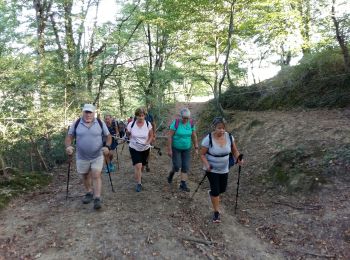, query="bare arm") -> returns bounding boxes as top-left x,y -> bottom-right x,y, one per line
147,128 -> 154,144
200,147 -> 211,170
191,130 -> 199,149
167,130 -> 175,156
65,134 -> 74,148
105,134 -> 112,147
